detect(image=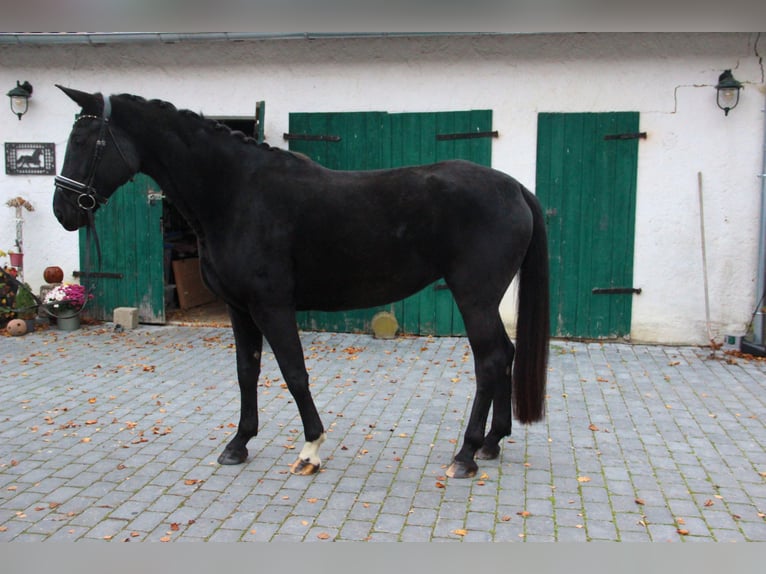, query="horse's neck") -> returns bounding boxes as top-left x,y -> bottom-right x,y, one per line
128,113 -> 226,240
